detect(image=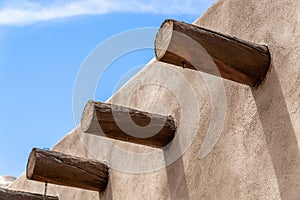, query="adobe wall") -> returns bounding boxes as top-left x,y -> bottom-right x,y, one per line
9,0 -> 300,199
